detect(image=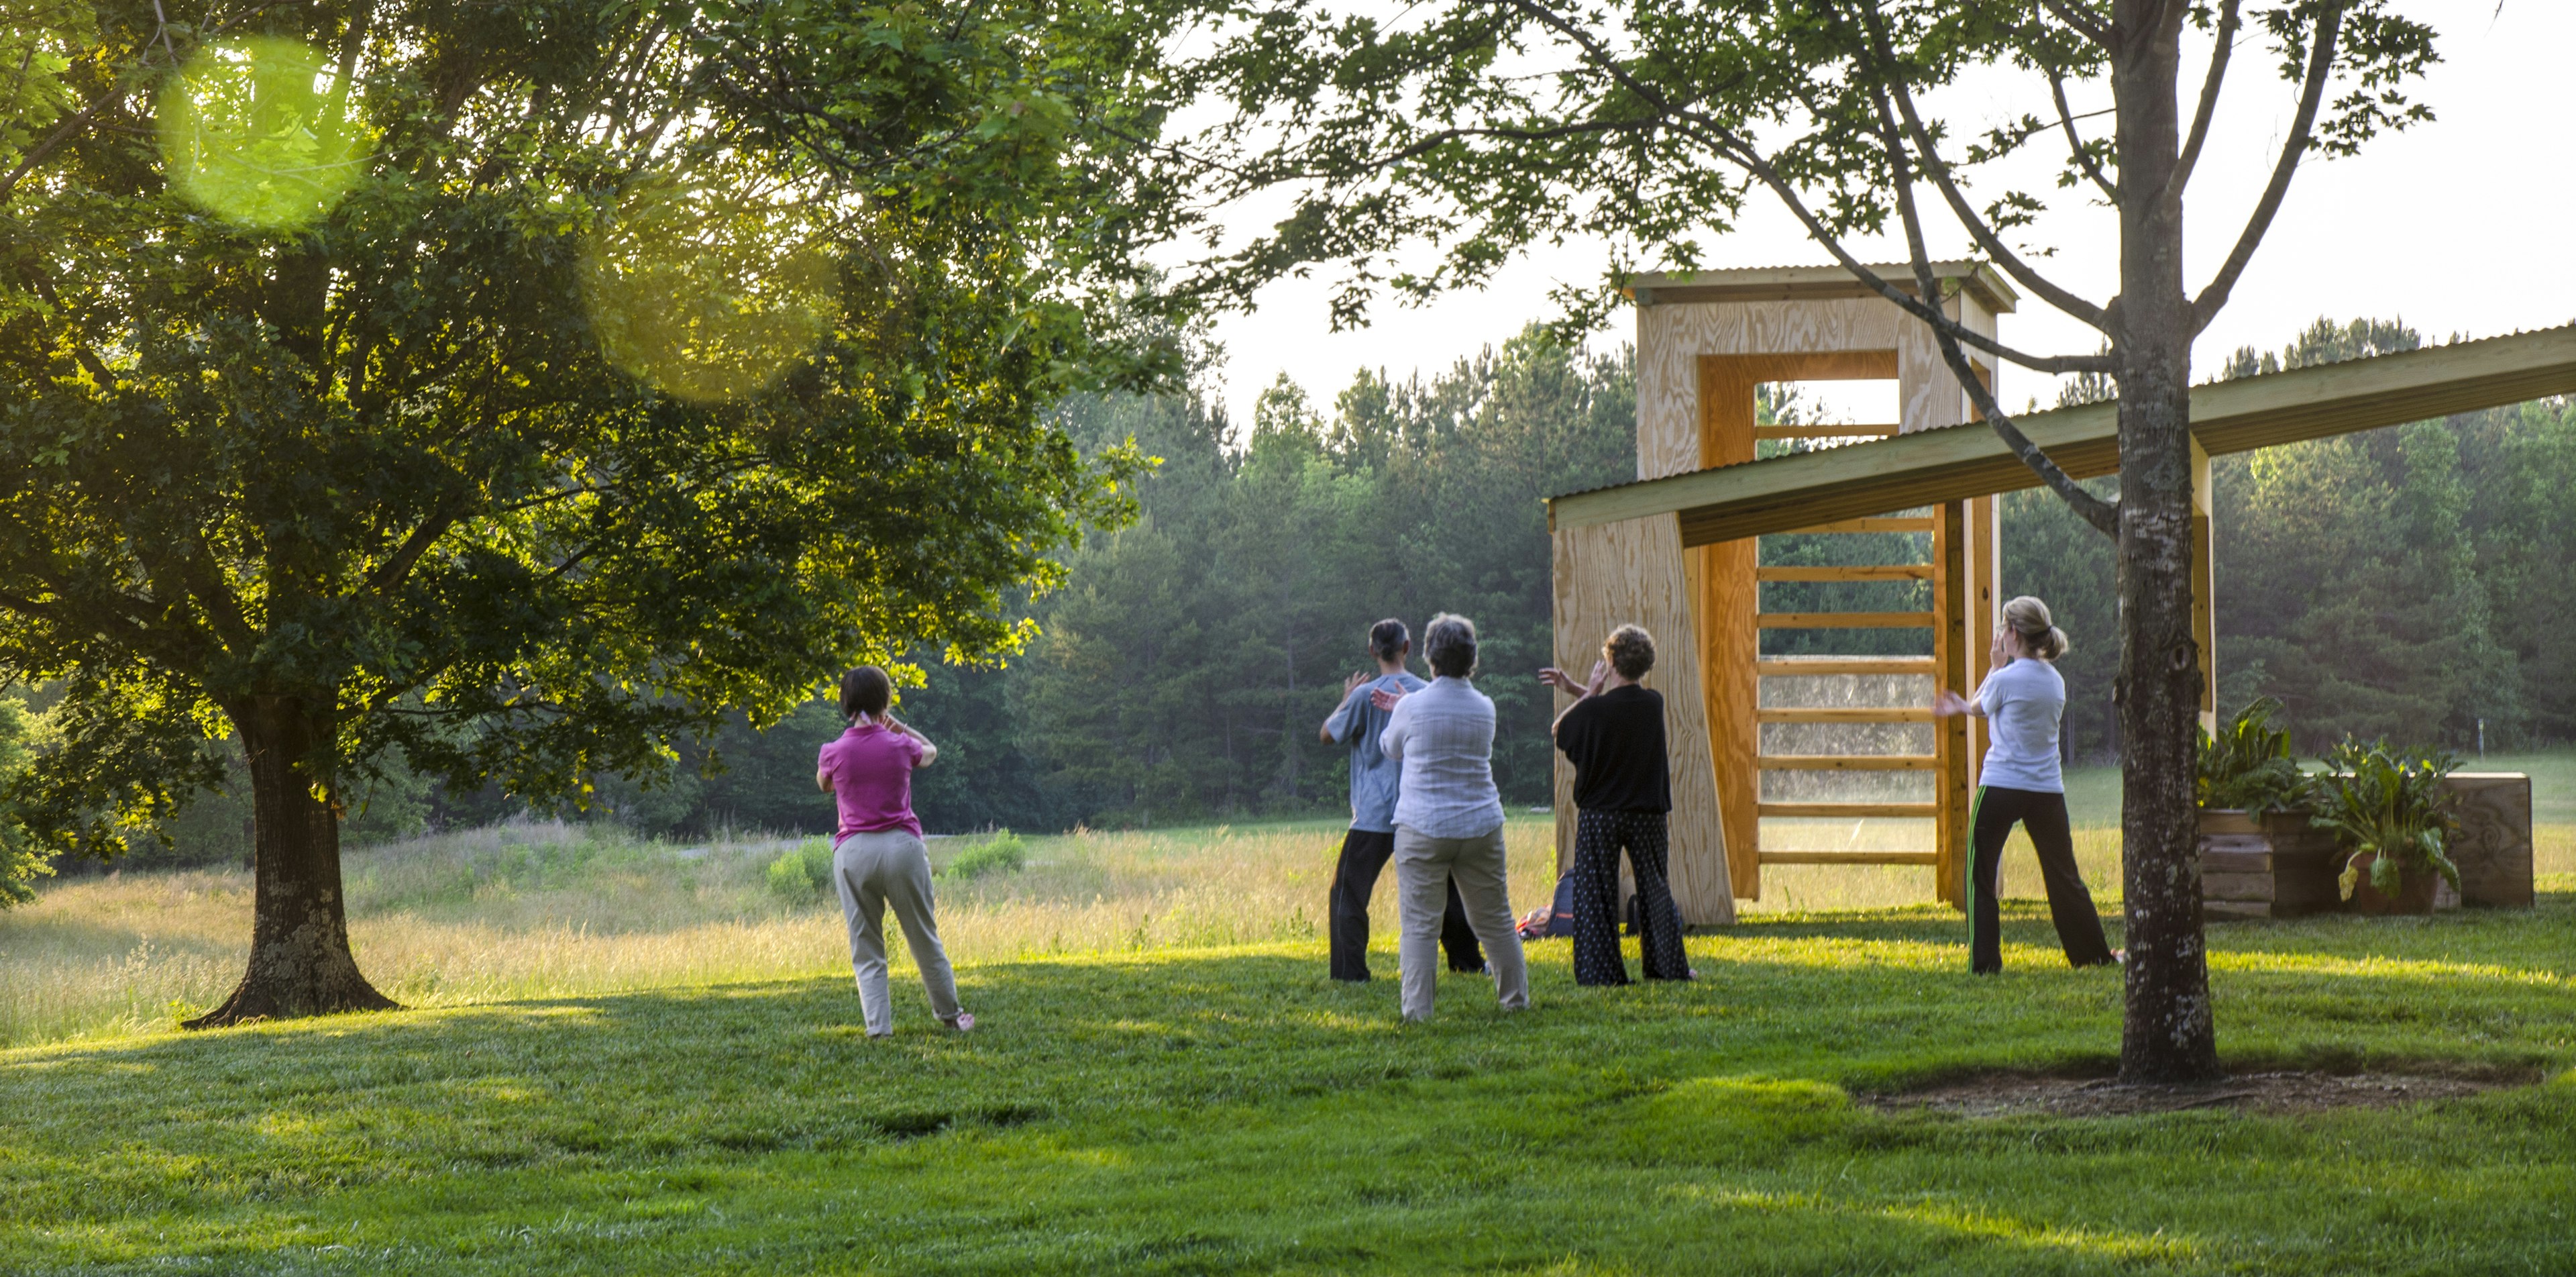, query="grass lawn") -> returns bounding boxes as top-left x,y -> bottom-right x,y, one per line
7,871 -> 2576,1270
